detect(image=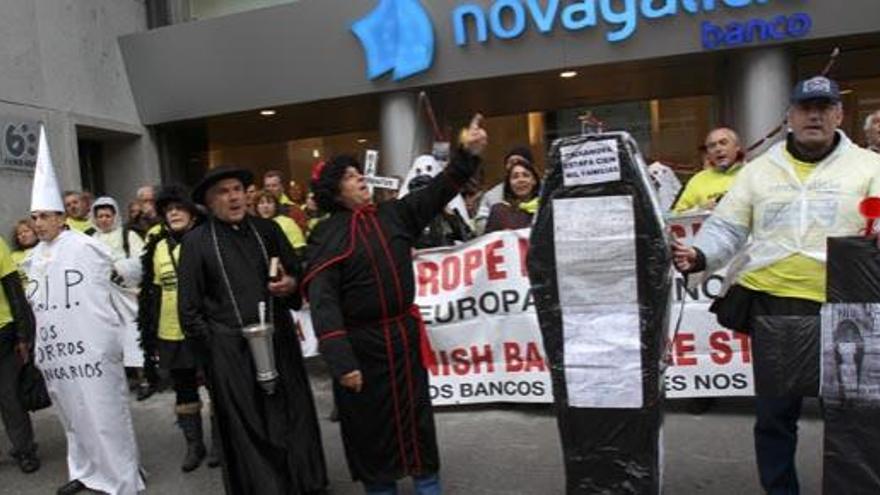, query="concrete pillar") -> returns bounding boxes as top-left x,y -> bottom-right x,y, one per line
723,47 -> 795,156
380,91 -> 430,179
